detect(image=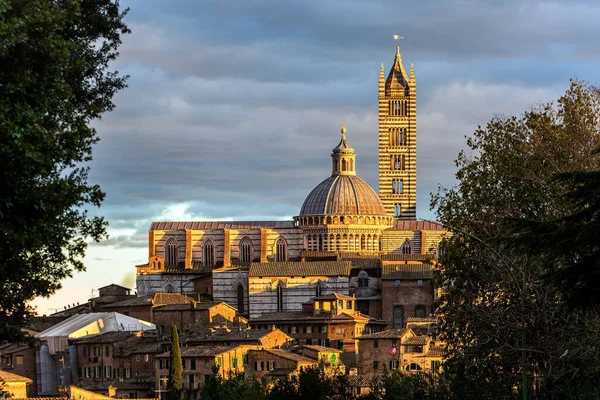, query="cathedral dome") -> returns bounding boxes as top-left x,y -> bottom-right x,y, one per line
299,174 -> 386,216
297,125 -> 388,221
